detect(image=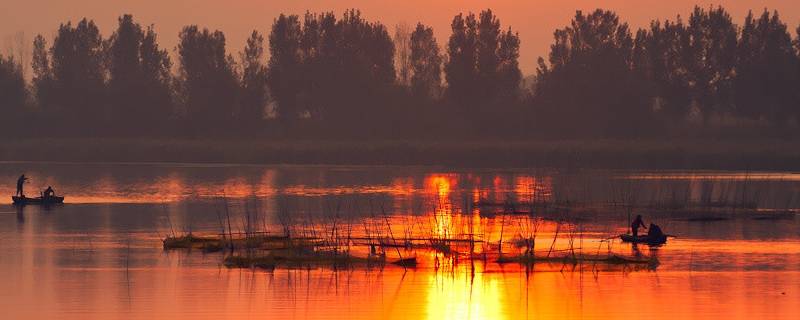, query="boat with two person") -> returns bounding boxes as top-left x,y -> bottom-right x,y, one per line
620,214 -> 670,245
11,174 -> 64,205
